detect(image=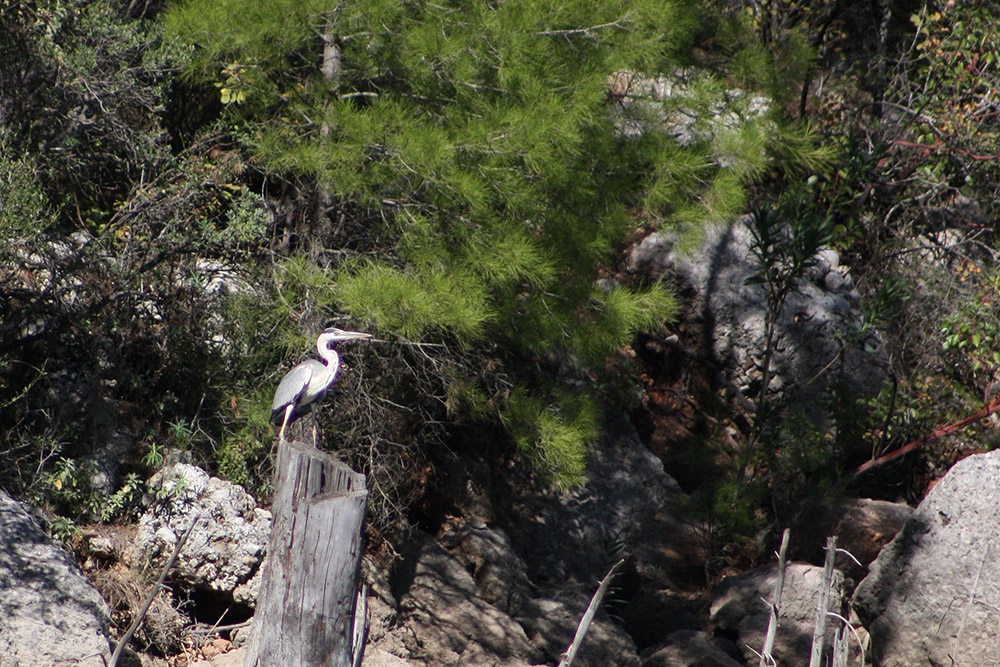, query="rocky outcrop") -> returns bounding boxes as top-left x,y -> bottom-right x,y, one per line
710,563 -> 847,665
438,523 -> 534,616
503,410 -> 703,591
363,647 -> 417,666
367,524 -> 643,667
171,411 -> 717,666
628,219 -> 887,426
854,451 -> 1000,666
376,528 -> 541,667
133,463 -> 271,605
790,498 -> 913,580
518,589 -> 641,667
610,70 -> 771,165
640,630 -> 742,667
0,490 -> 112,667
